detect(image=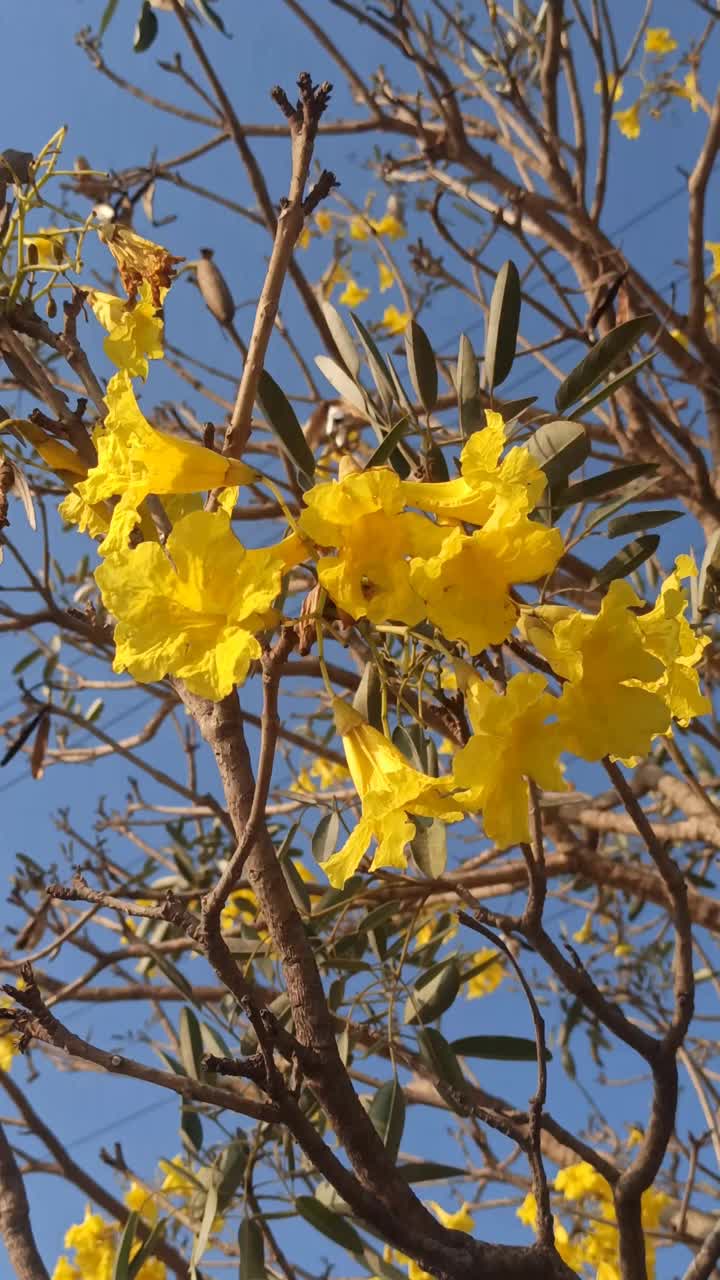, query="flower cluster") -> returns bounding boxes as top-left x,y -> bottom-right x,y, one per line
517,1160 -> 669,1280
52,1197 -> 164,1280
